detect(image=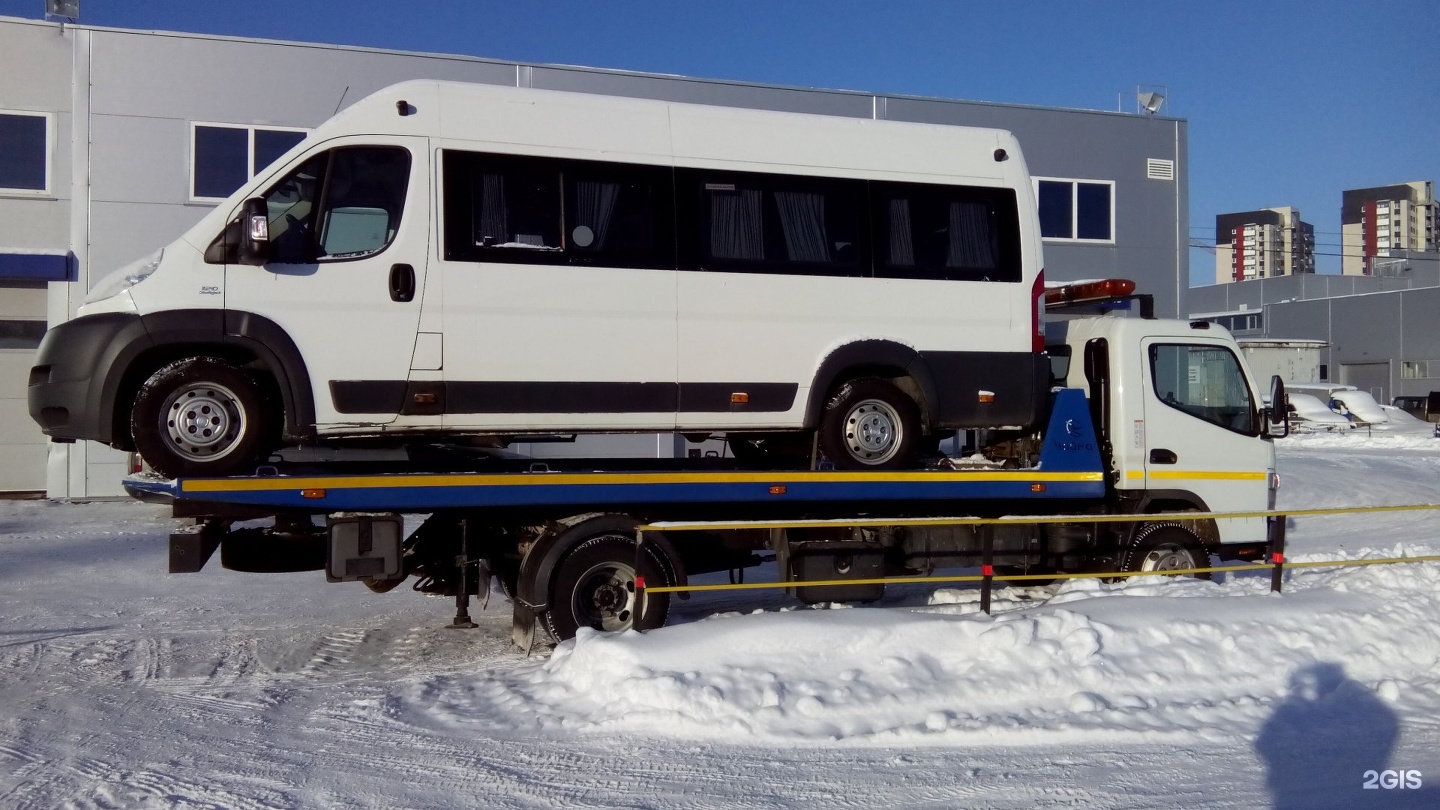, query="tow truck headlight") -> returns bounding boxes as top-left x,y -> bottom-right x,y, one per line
84,248 -> 164,304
